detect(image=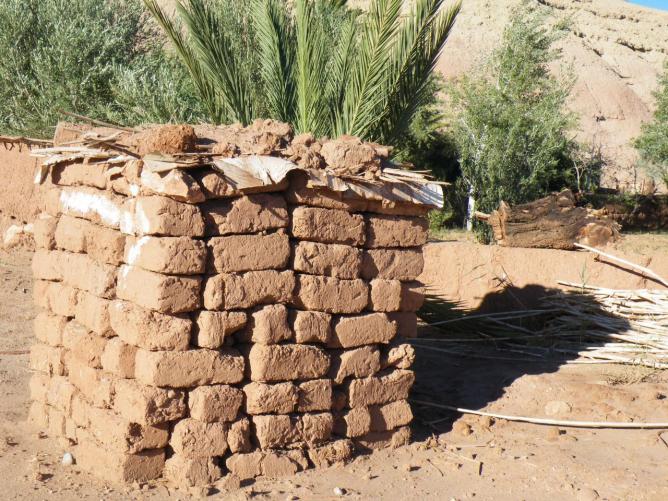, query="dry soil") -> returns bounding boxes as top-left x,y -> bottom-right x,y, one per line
2,248 -> 668,500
